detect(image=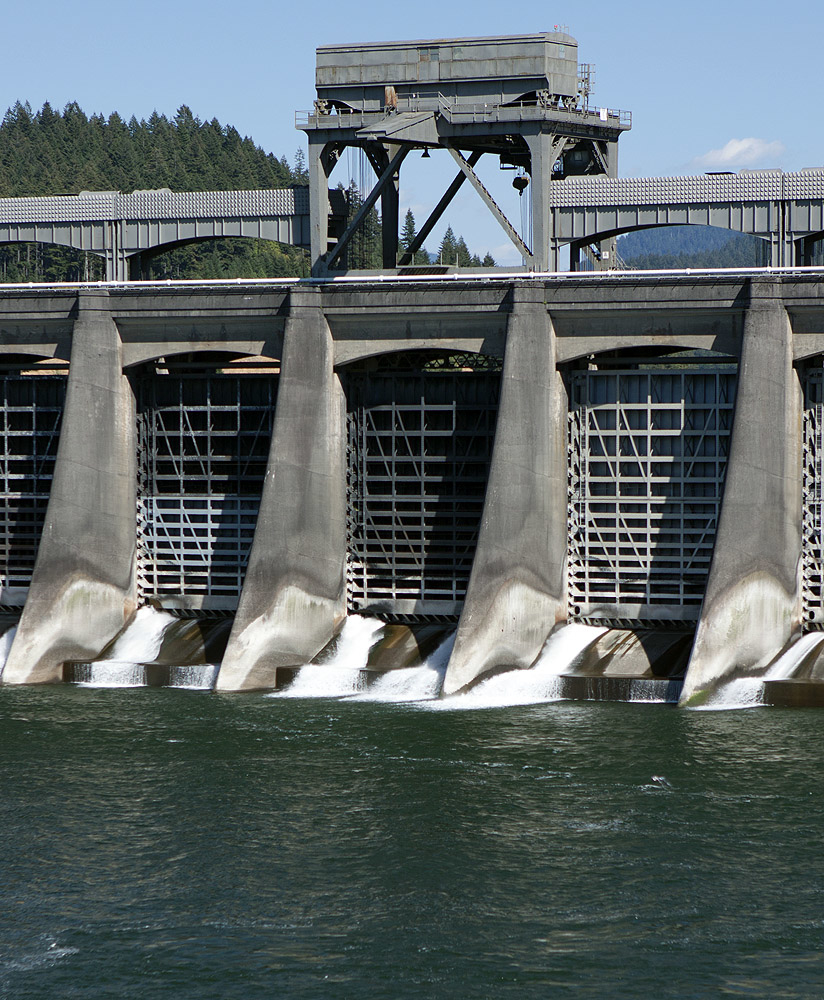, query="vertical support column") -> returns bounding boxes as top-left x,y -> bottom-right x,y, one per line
380,143 -> 401,269
217,286 -> 347,691
309,138 -> 333,276
680,282 -> 802,706
442,285 -> 568,695
2,290 -> 137,684
525,132 -> 557,272
598,140 -> 619,270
